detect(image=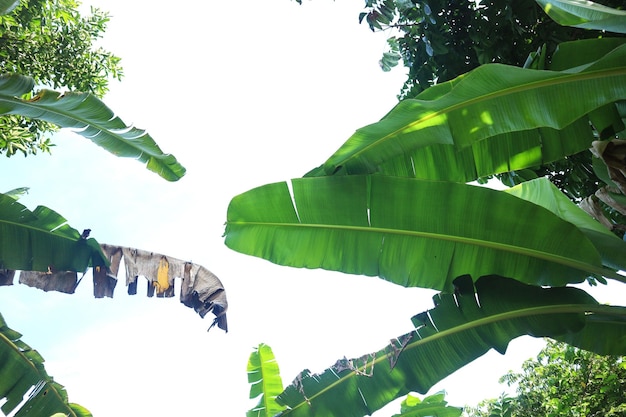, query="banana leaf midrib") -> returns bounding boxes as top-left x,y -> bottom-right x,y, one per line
226,220 -> 623,281
260,347 -> 283,416
282,303 -> 626,414
0,331 -> 77,417
330,66 -> 626,169
0,94 -> 160,156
